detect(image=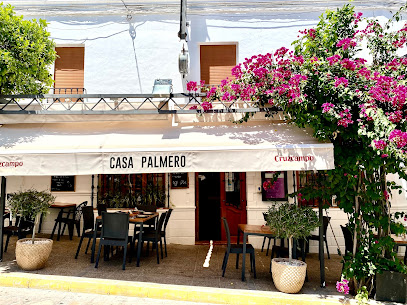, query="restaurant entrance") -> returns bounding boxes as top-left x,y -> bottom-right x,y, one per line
196,172 -> 247,243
